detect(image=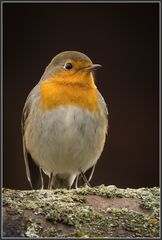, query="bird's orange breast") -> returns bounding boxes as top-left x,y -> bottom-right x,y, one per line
40,76 -> 99,112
